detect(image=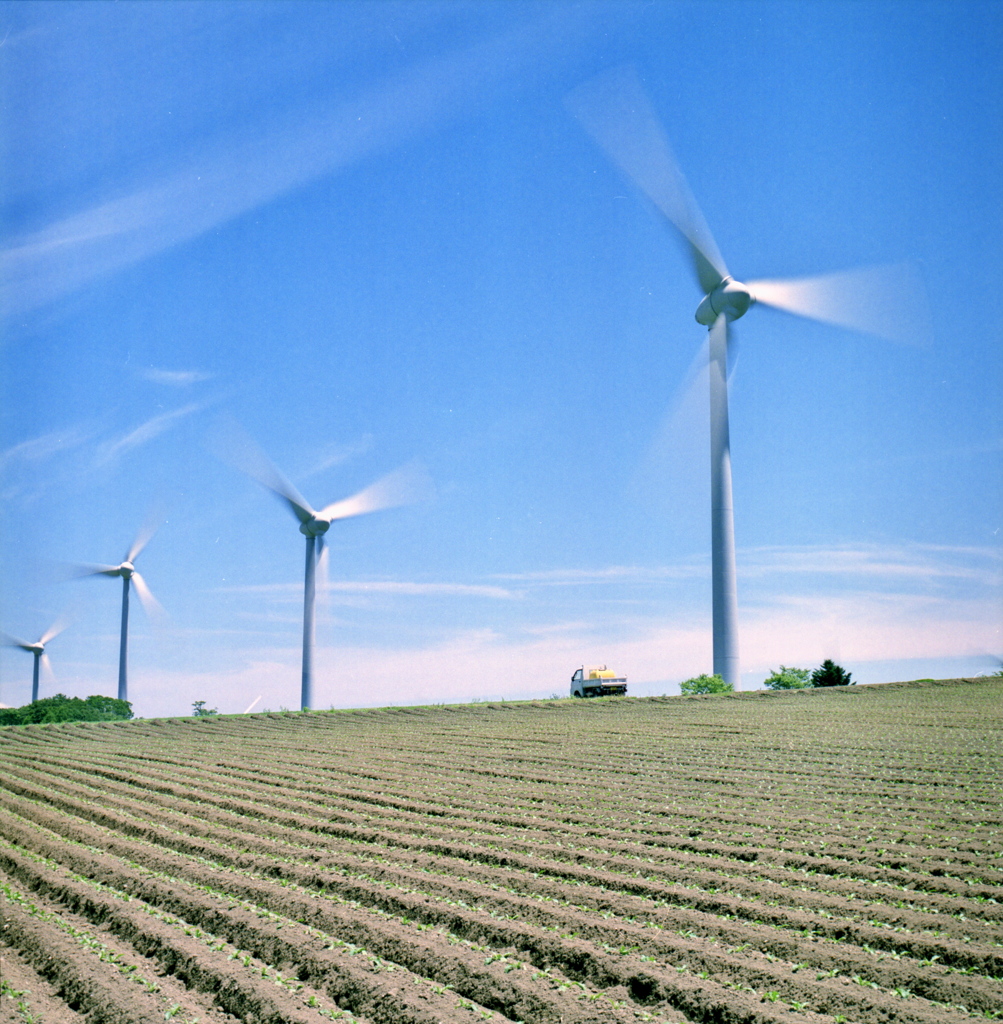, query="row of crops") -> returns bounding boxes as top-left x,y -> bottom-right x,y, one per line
1,677 -> 1001,1023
